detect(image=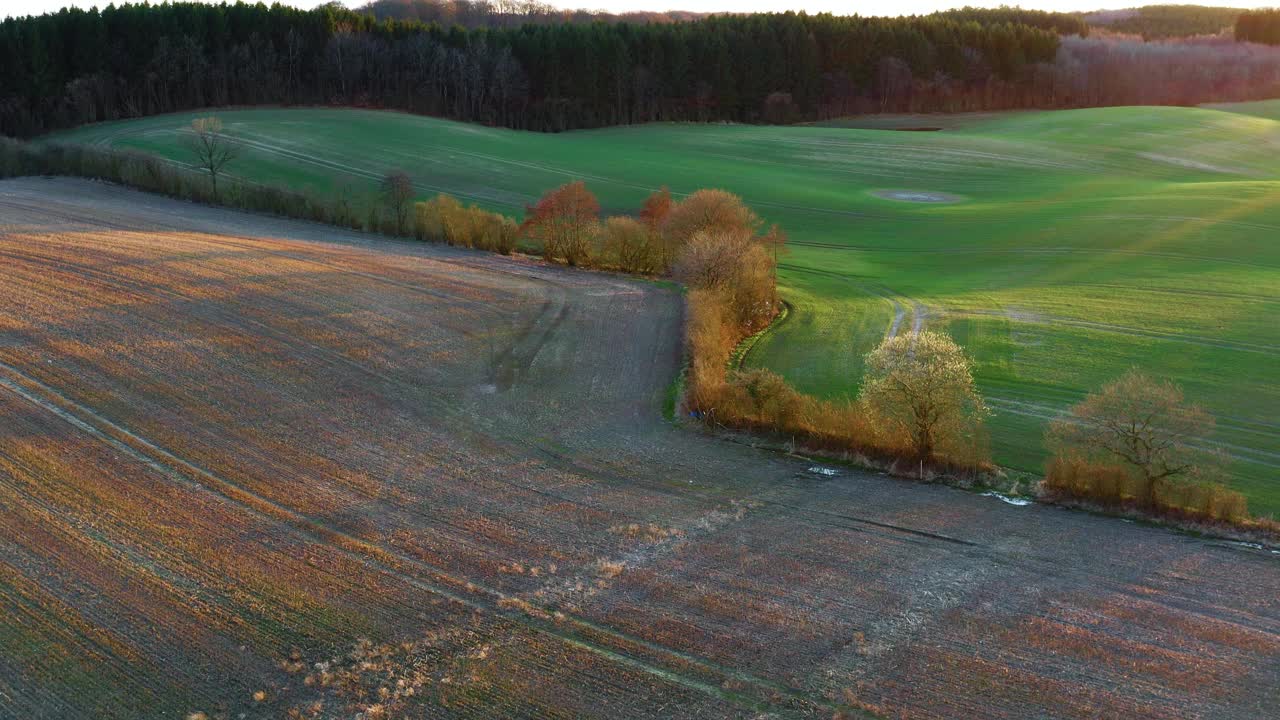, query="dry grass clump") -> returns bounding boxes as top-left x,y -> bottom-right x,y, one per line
595,559 -> 626,579
1044,455 -> 1250,524
608,523 -> 684,543
497,595 -> 547,618
284,626 -> 499,718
